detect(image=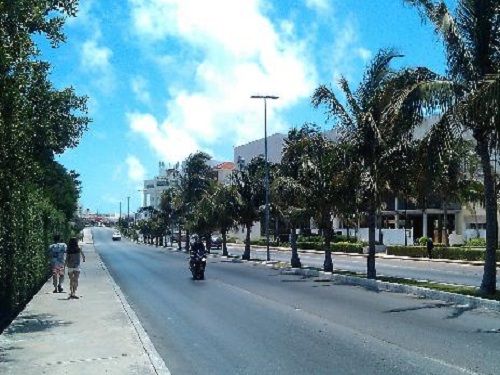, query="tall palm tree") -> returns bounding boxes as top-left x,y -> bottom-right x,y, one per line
293,127 -> 345,272
312,49 -> 440,278
211,183 -> 241,256
233,156 -> 267,260
405,0 -> 499,293
273,126 -> 317,268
